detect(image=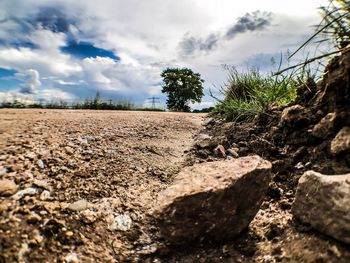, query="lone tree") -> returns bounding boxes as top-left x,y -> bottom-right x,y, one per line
161,68 -> 204,112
